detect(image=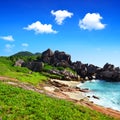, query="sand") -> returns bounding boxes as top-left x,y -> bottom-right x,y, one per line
44,79 -> 120,119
